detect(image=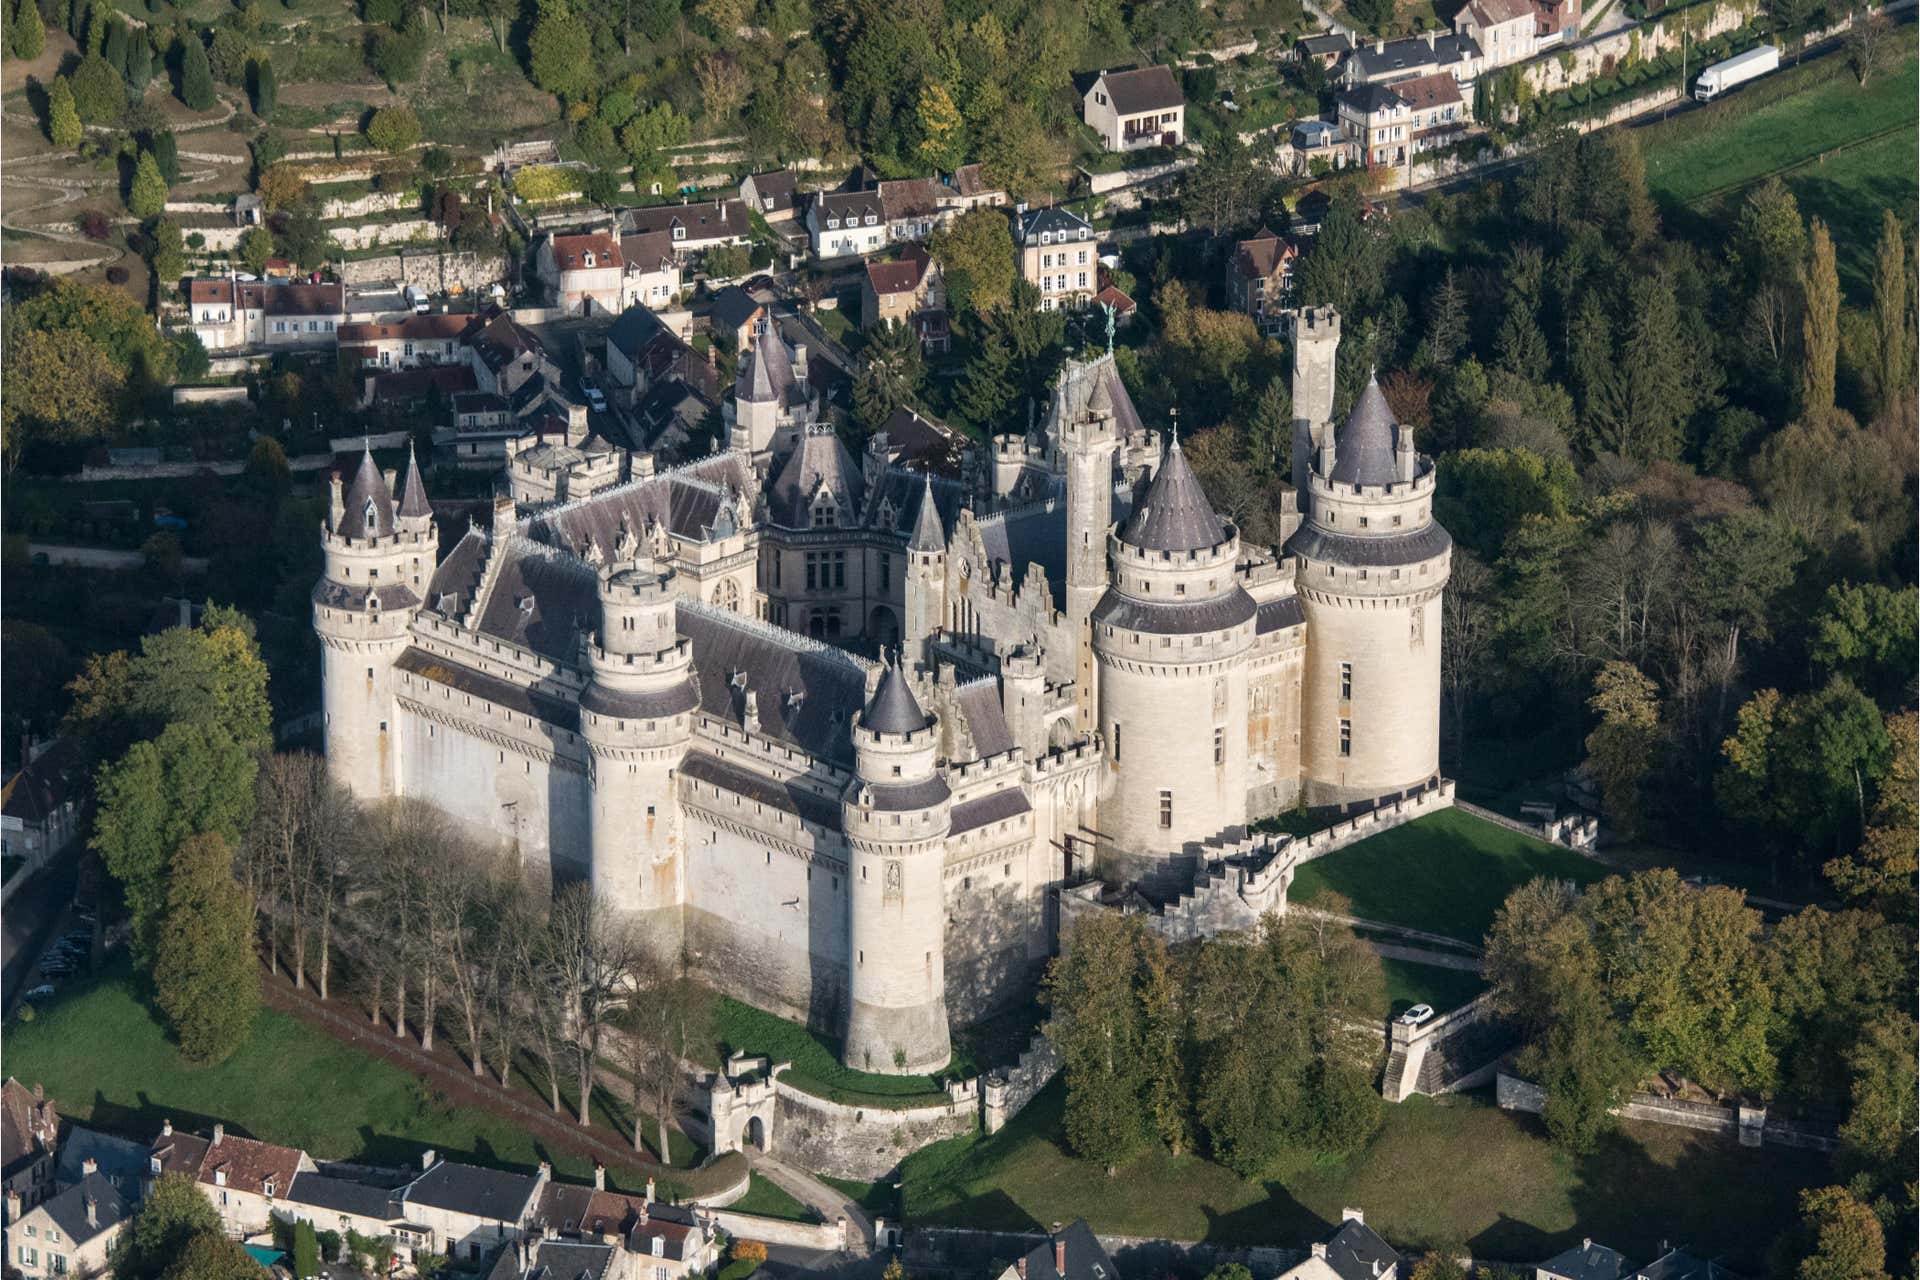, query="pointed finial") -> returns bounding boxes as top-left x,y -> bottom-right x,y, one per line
1367,364 -> 1378,385
1168,406 -> 1180,451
